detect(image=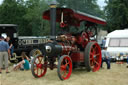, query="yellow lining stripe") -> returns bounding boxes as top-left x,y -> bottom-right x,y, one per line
50,5 -> 57,8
